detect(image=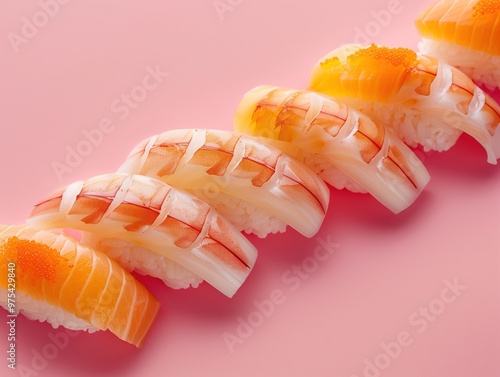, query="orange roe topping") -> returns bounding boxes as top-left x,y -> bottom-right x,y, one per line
472,0 -> 500,17
320,56 -> 341,70
313,44 -> 420,103
348,44 -> 418,74
1,237 -> 64,285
